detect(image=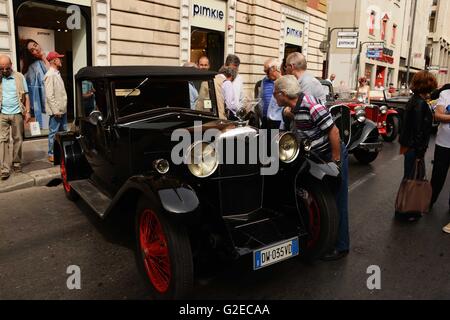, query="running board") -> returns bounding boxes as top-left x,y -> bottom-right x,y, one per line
70,180 -> 112,218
